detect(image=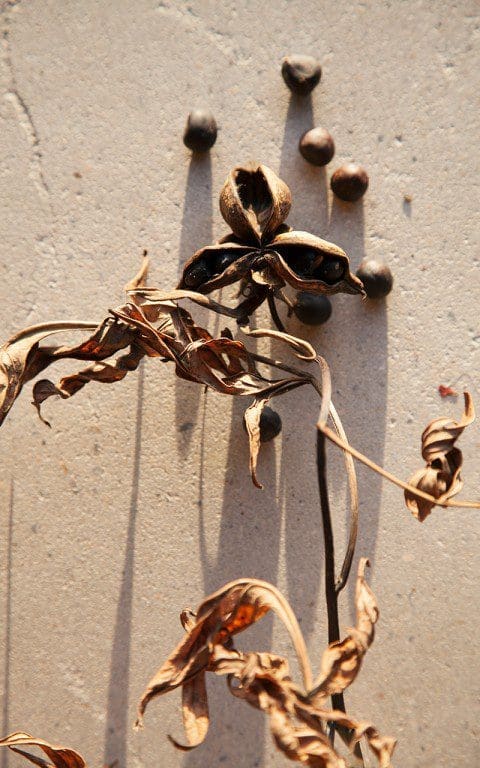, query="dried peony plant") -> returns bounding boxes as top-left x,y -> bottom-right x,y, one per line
0,733 -> 85,768
135,559 -> 396,768
178,163 -> 364,328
